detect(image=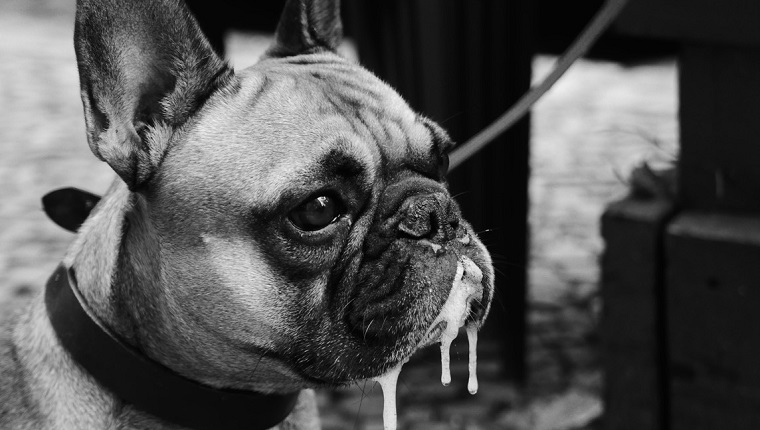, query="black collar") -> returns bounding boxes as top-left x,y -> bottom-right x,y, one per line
45,265 -> 299,430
